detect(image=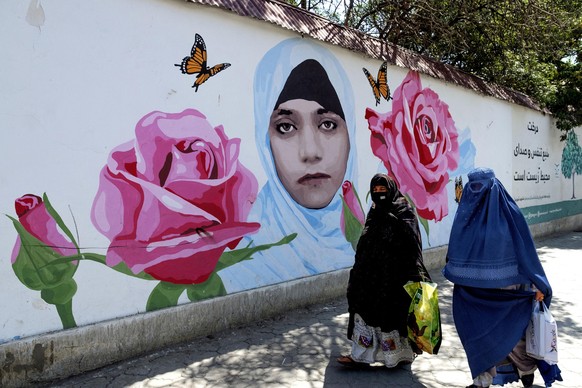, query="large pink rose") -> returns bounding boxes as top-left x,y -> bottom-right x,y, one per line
91,109 -> 260,284
366,71 -> 459,221
11,194 -> 76,263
